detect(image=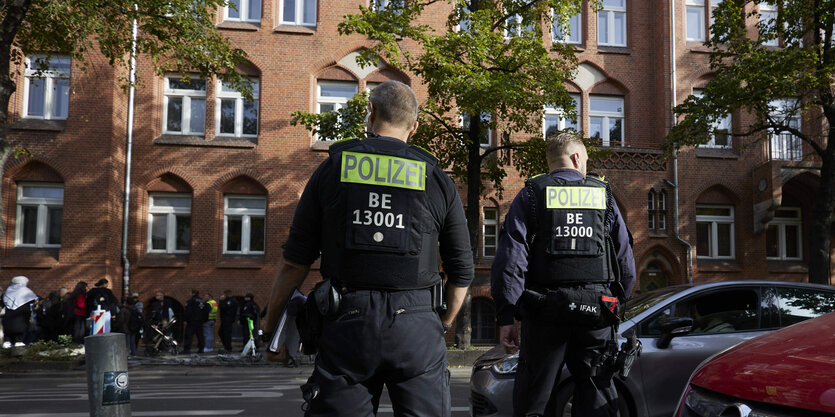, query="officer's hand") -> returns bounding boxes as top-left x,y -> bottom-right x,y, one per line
265,351 -> 283,363
499,324 -> 519,354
